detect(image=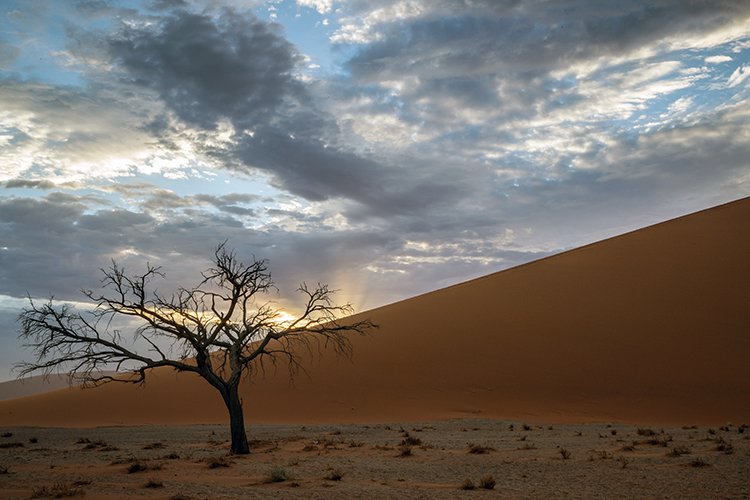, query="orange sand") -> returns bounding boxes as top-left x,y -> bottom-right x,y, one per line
1,197 -> 748,427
